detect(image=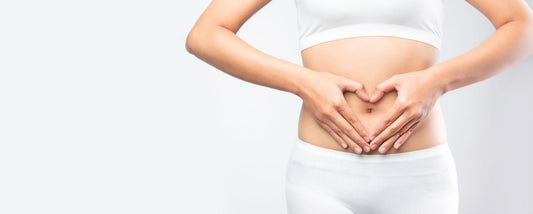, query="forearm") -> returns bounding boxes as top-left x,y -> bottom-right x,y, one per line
431,19 -> 533,95
186,26 -> 310,96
